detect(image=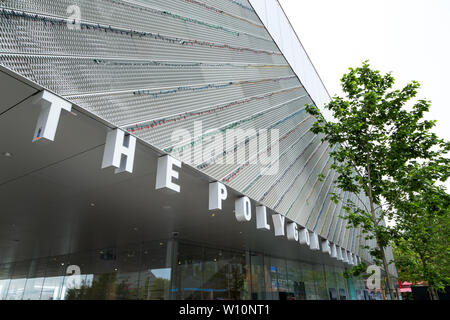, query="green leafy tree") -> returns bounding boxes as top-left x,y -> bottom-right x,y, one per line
389,163 -> 449,300
305,61 -> 450,299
